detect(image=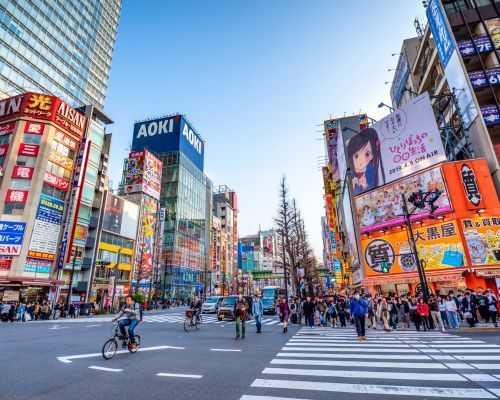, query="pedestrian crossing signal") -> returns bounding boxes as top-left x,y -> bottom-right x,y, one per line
380,260 -> 389,273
